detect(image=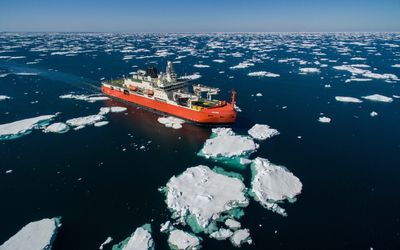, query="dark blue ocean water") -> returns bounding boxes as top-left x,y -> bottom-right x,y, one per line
0,32 -> 400,249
